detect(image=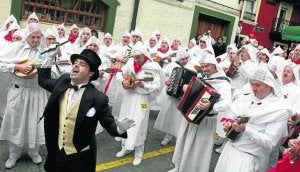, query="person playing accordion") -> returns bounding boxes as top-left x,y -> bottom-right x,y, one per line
169,52 -> 231,172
